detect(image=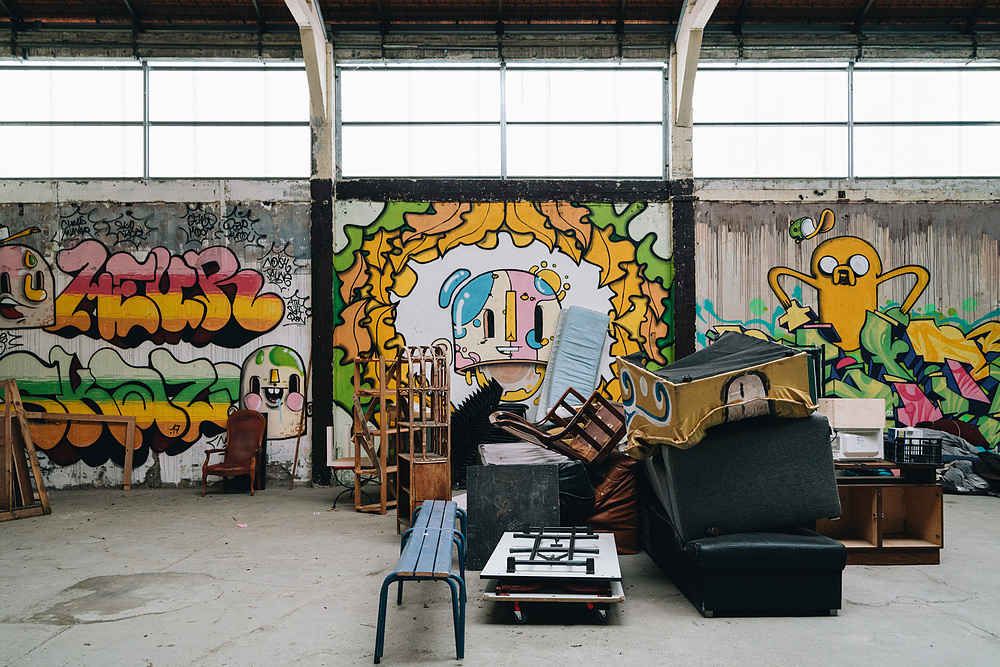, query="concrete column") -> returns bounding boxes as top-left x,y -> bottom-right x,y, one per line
668,0 -> 719,358
287,0 -> 335,483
